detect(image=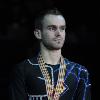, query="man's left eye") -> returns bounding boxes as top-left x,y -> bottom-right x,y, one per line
60,27 -> 66,31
